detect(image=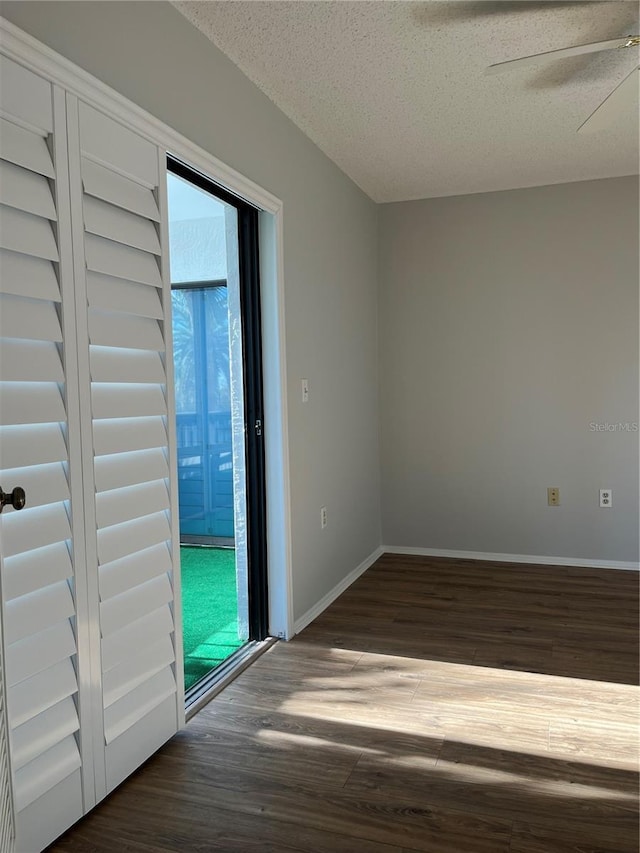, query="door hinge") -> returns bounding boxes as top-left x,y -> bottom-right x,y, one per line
254,419 -> 262,436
